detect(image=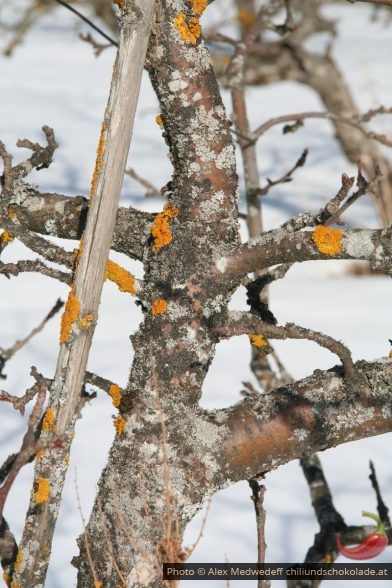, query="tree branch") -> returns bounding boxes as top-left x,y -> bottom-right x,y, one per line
218,226 -> 392,280
213,311 -> 356,379
1,183 -> 154,261
211,358 -> 392,484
